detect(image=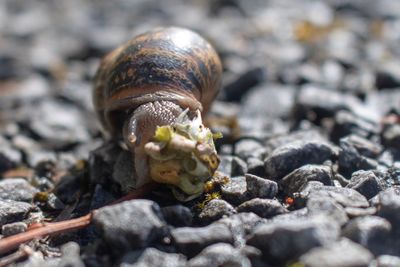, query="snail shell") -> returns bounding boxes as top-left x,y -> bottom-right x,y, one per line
93,27 -> 222,187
